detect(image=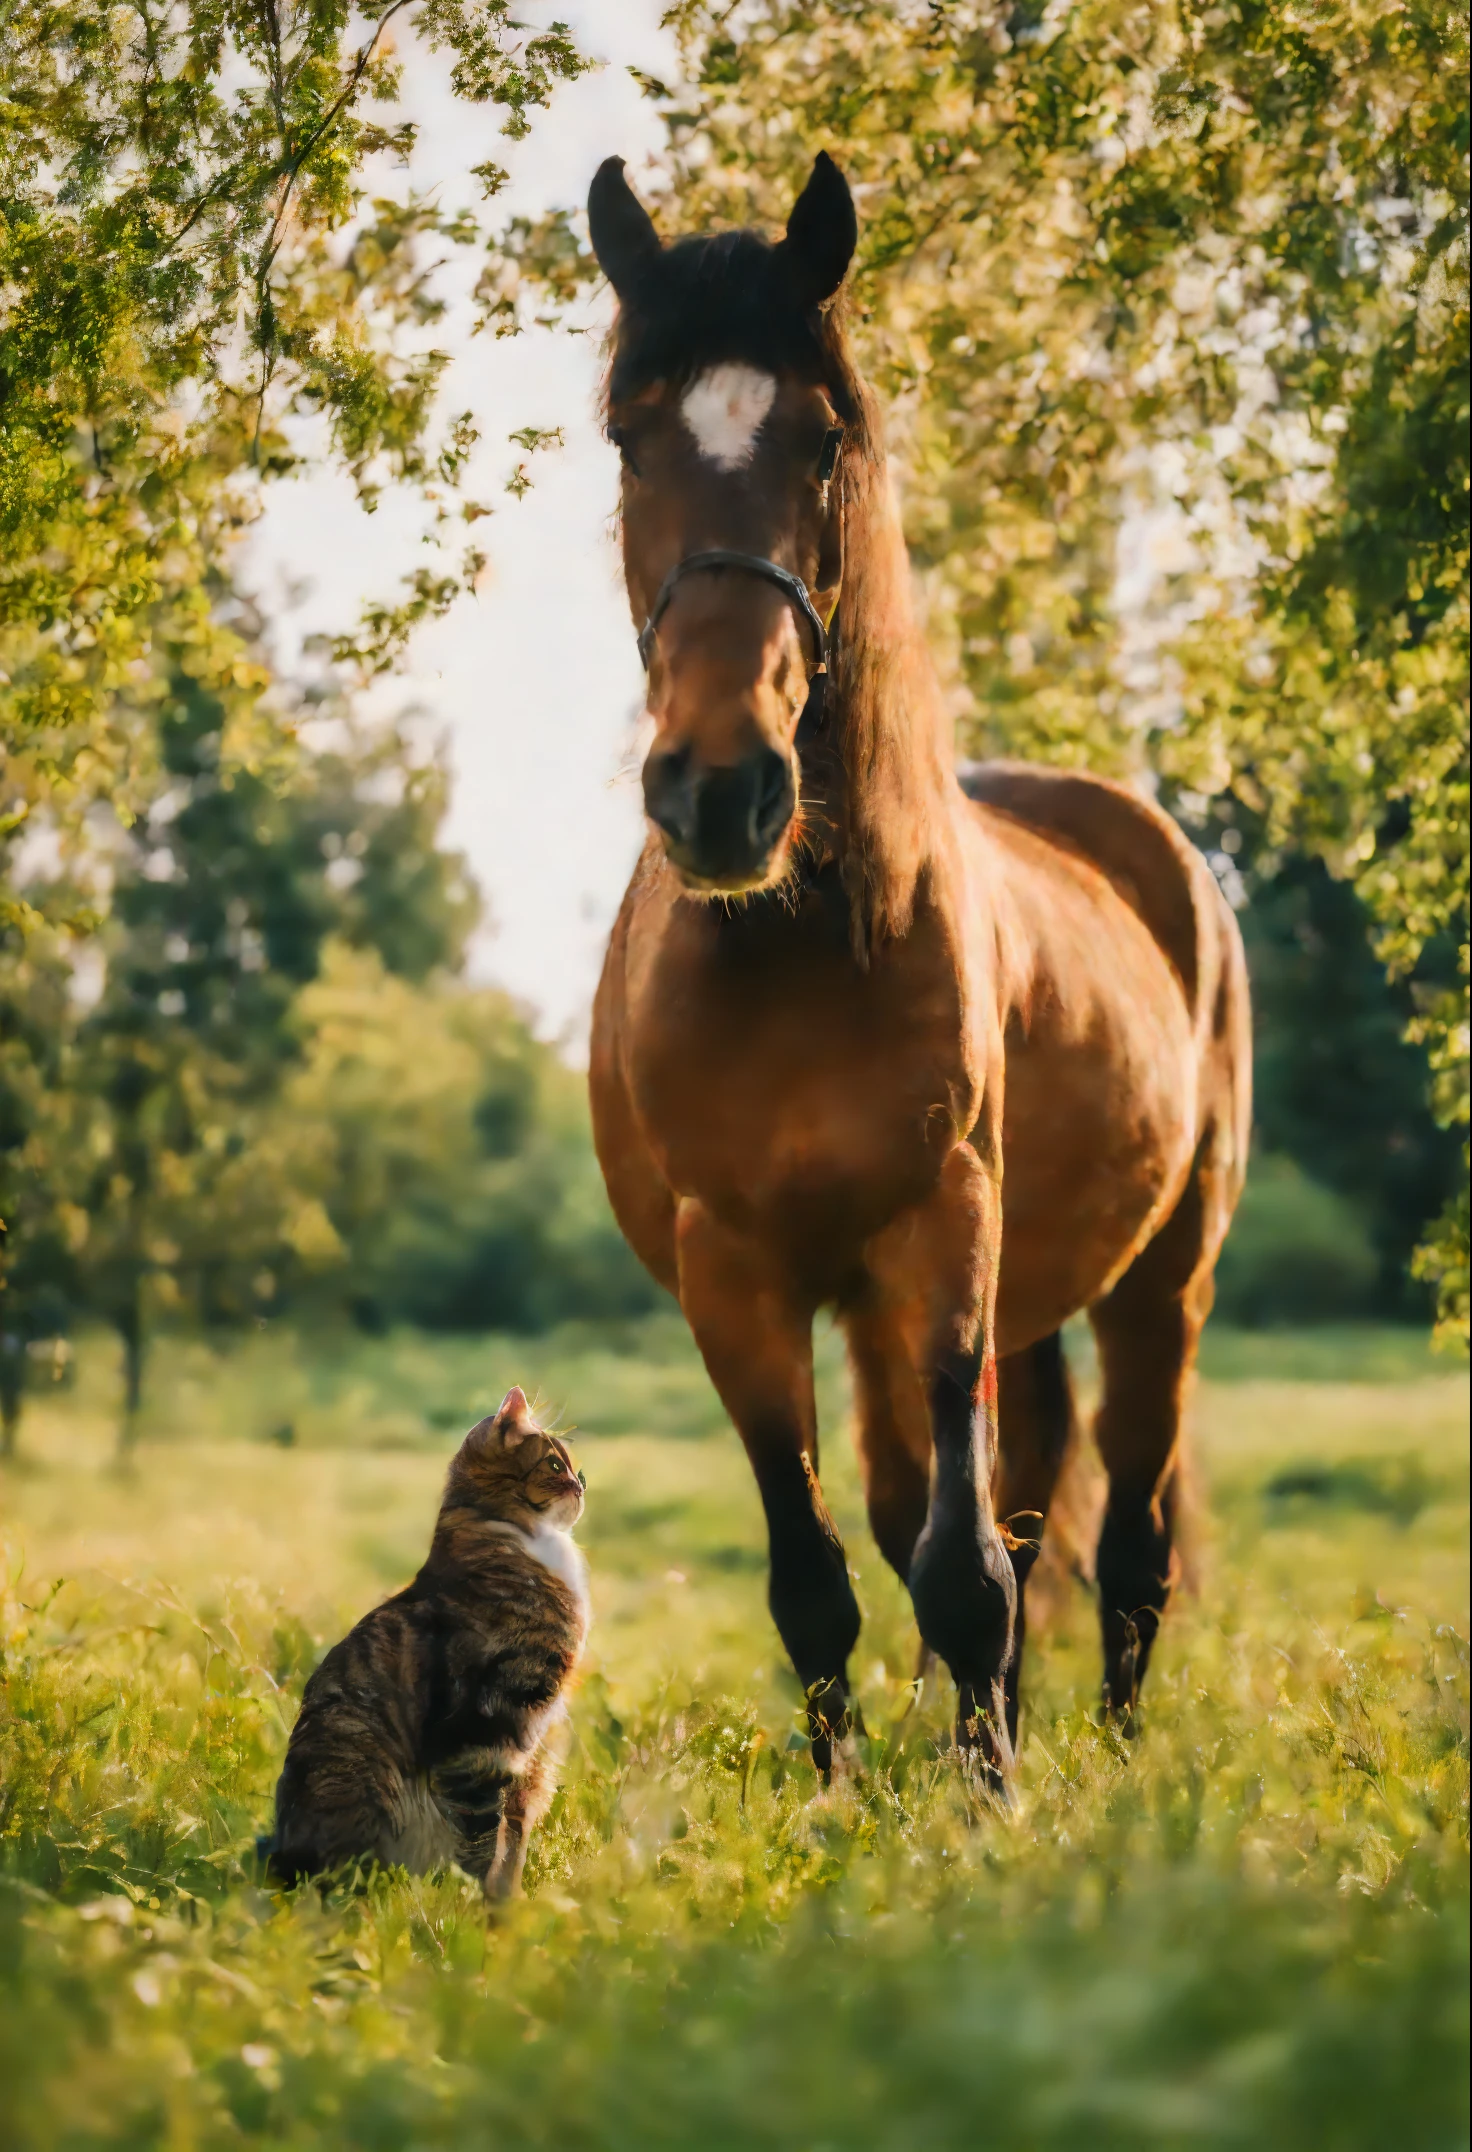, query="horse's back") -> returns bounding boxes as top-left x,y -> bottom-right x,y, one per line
957,760 -> 1225,1026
